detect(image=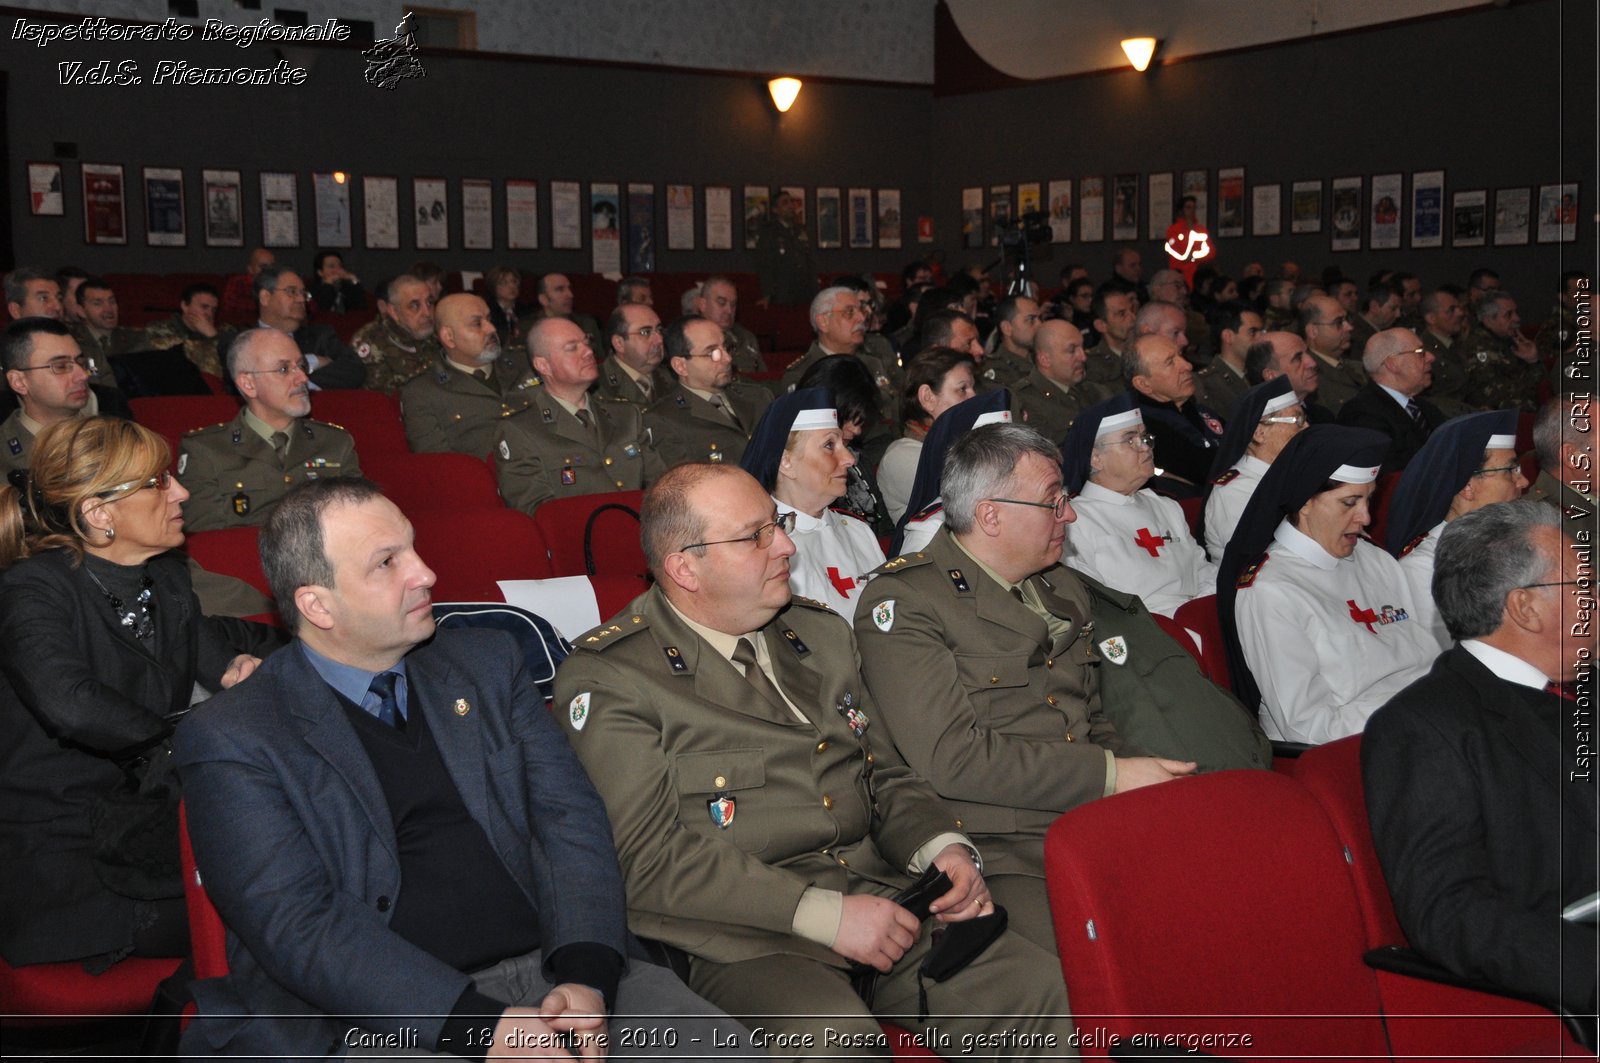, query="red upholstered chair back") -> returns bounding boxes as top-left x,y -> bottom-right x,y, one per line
1367,470 -> 1404,549
362,452 -> 503,515
184,527 -> 270,599
308,390 -> 410,456
1044,769 -> 1390,1057
178,802 -> 229,982
130,395 -> 242,467
1150,612 -> 1202,666
1171,594 -> 1230,691
0,955 -> 181,1028
532,490 -> 647,580
410,508 -> 553,601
